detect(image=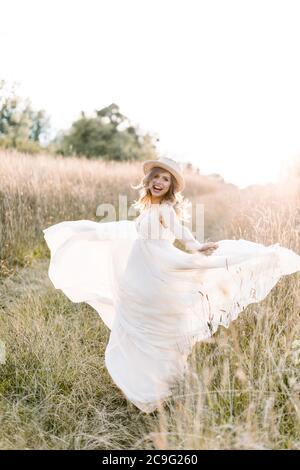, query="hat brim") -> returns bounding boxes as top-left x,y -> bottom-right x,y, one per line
142,160 -> 185,192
